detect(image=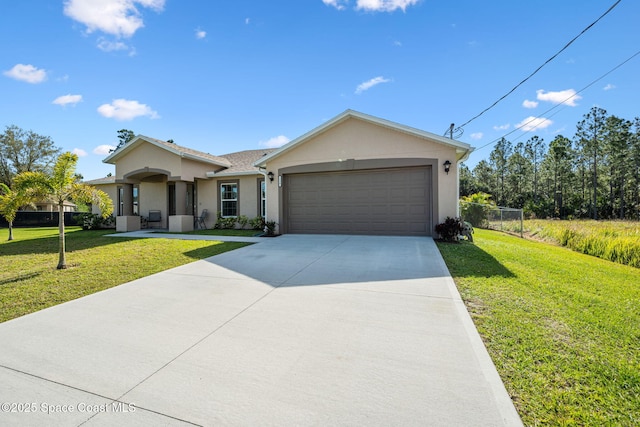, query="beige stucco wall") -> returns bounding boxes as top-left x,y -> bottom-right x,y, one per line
263,117 -> 461,230
114,143 -> 220,181
115,144 -> 181,180
90,184 -> 118,216
140,181 -> 168,228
